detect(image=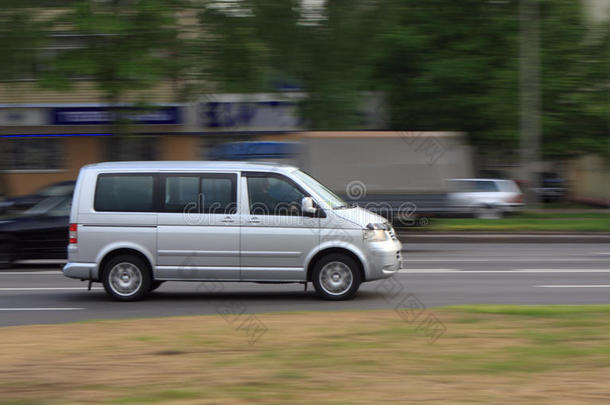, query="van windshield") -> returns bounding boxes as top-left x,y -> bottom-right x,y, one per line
291,170 -> 348,209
